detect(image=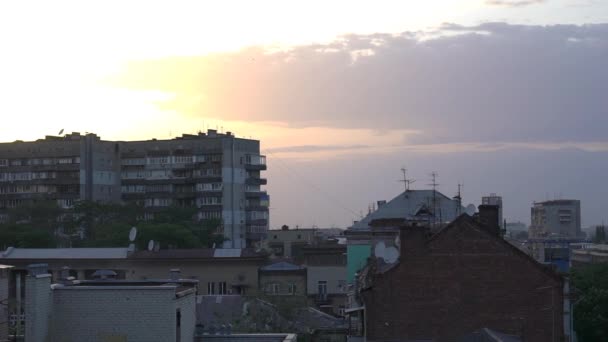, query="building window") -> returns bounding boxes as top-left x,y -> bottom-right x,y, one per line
207,282 -> 215,295
318,281 -> 328,301
267,283 -> 280,295
288,283 -> 296,295
218,281 -> 227,295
